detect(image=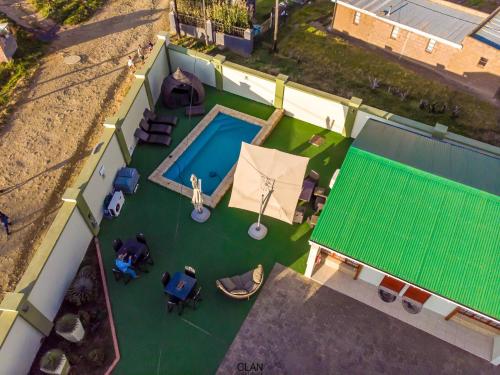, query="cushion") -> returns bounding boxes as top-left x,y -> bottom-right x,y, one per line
253,266 -> 263,284
219,277 -> 237,292
240,270 -> 254,285
243,279 -> 255,292
117,167 -> 137,178
230,290 -> 249,296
